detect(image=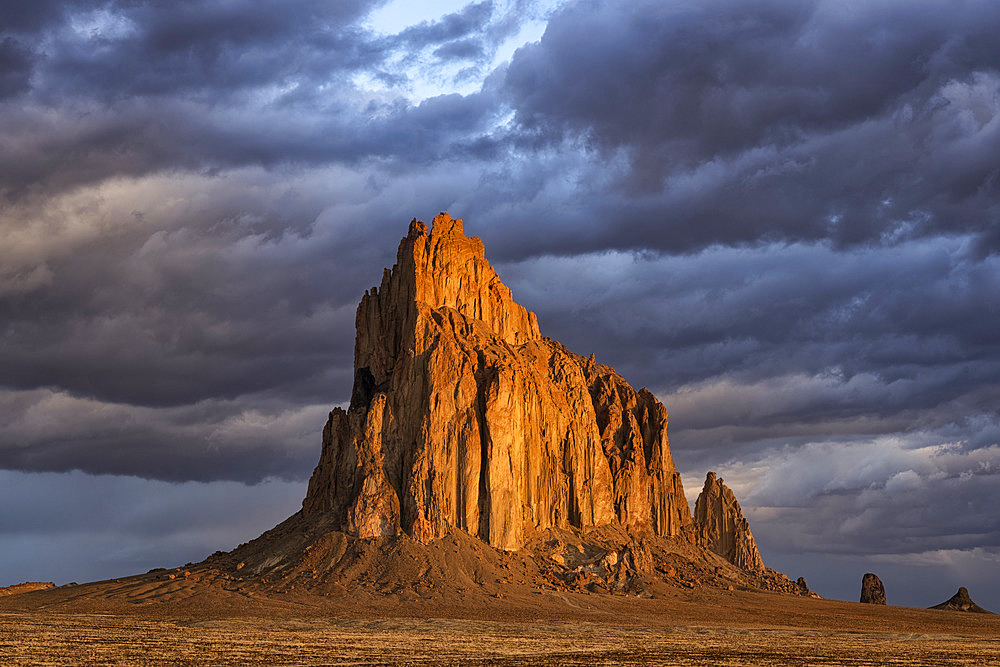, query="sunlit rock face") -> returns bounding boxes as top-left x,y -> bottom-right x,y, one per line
693,472 -> 765,572
303,213 -> 692,549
